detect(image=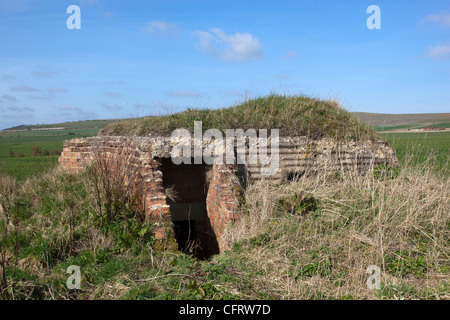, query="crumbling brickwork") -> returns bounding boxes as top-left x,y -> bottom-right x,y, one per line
206,163 -> 243,252
58,135 -> 399,255
58,137 -> 170,239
